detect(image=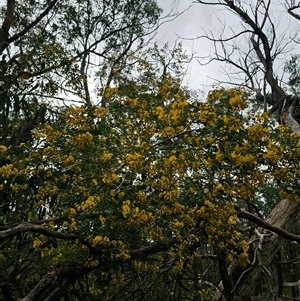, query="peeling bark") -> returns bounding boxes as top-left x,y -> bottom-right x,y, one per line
227,200 -> 300,301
